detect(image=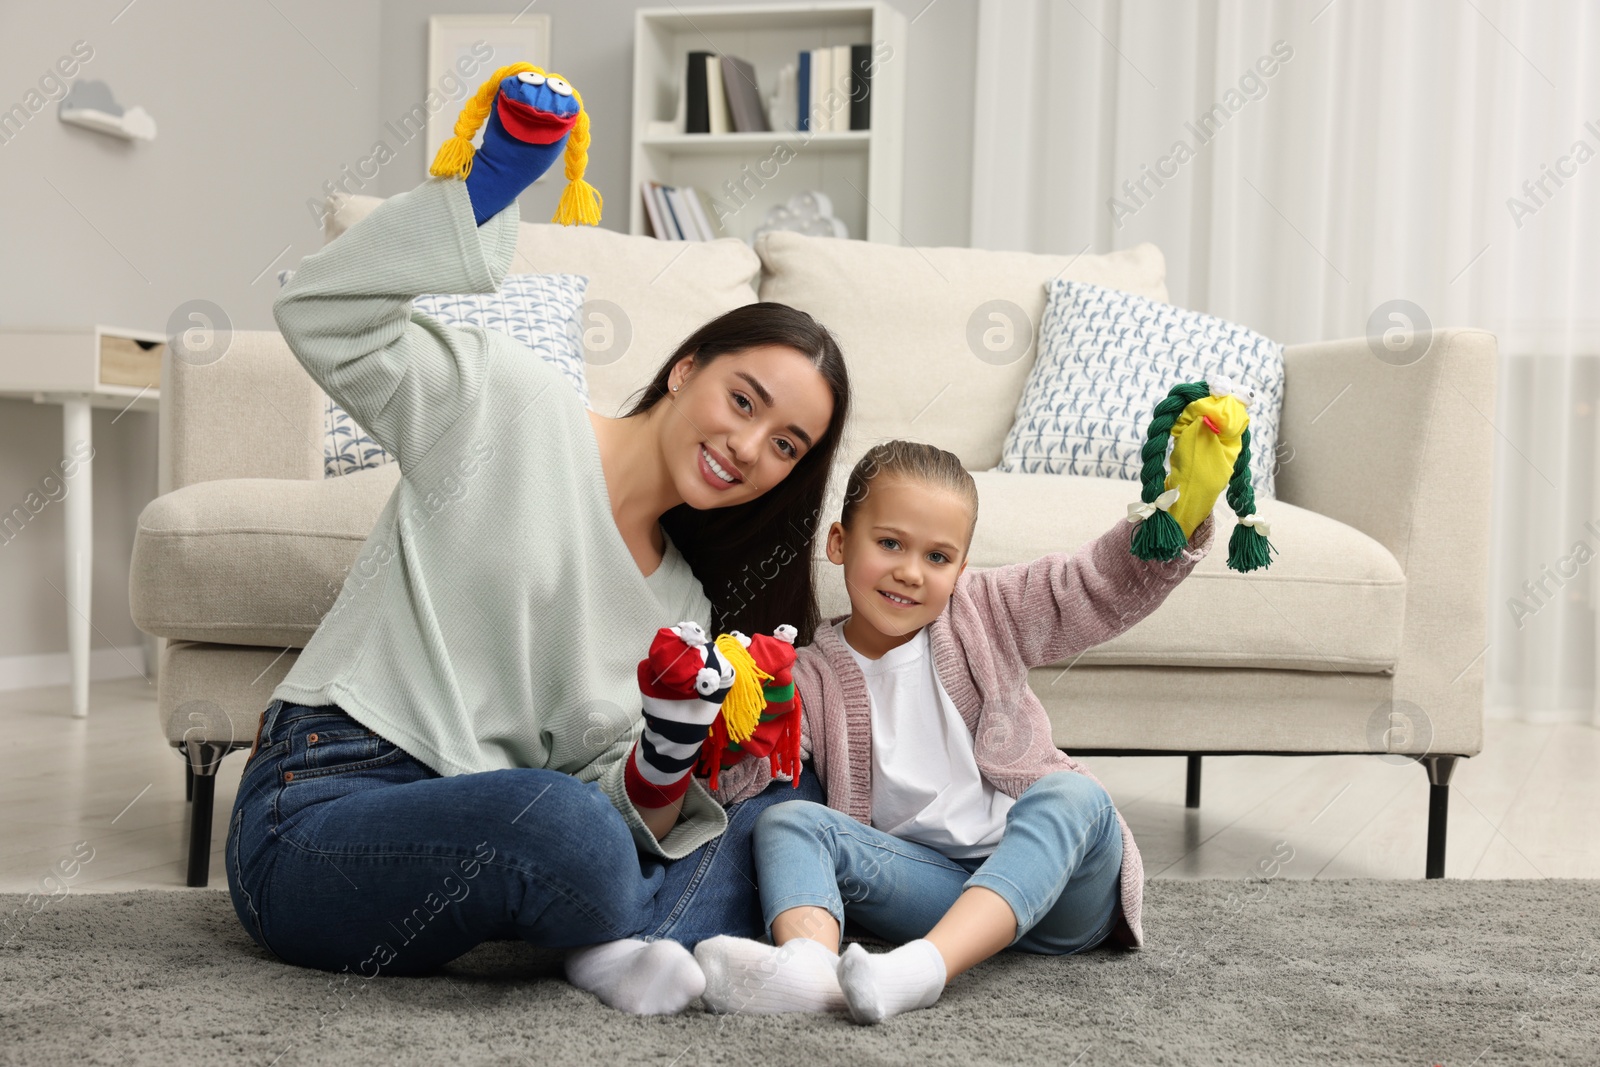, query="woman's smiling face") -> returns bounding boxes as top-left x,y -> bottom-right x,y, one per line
660,345 -> 836,509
